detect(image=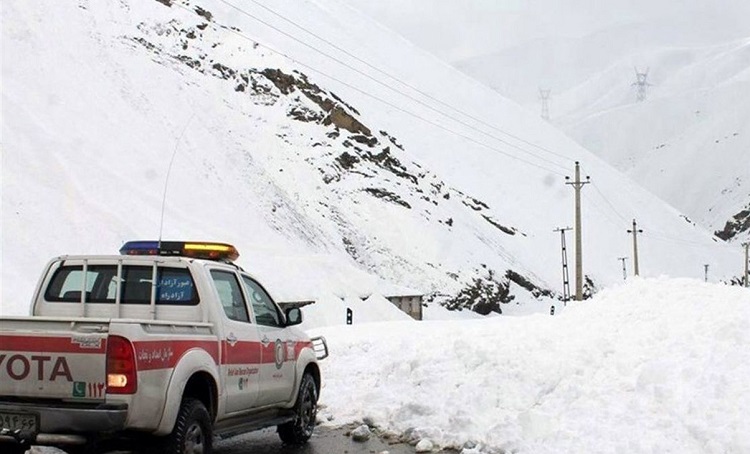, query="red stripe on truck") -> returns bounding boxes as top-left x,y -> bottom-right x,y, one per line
295,341 -> 313,357
132,340 -> 220,371
0,337 -> 314,373
222,340 -> 262,364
